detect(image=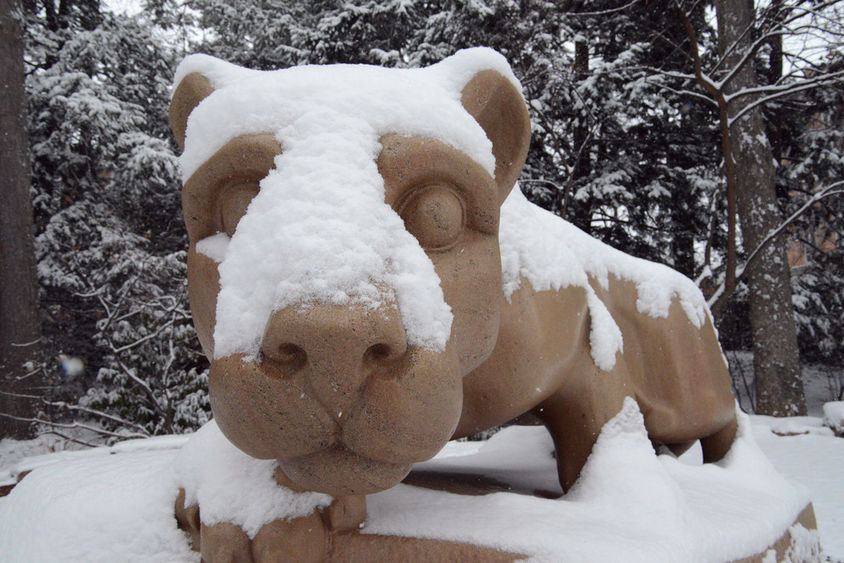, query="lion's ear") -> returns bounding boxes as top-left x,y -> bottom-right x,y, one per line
460,69 -> 531,202
170,72 -> 215,152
